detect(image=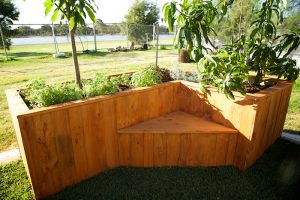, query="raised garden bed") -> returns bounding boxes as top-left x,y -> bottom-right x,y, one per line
5,77 -> 293,199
